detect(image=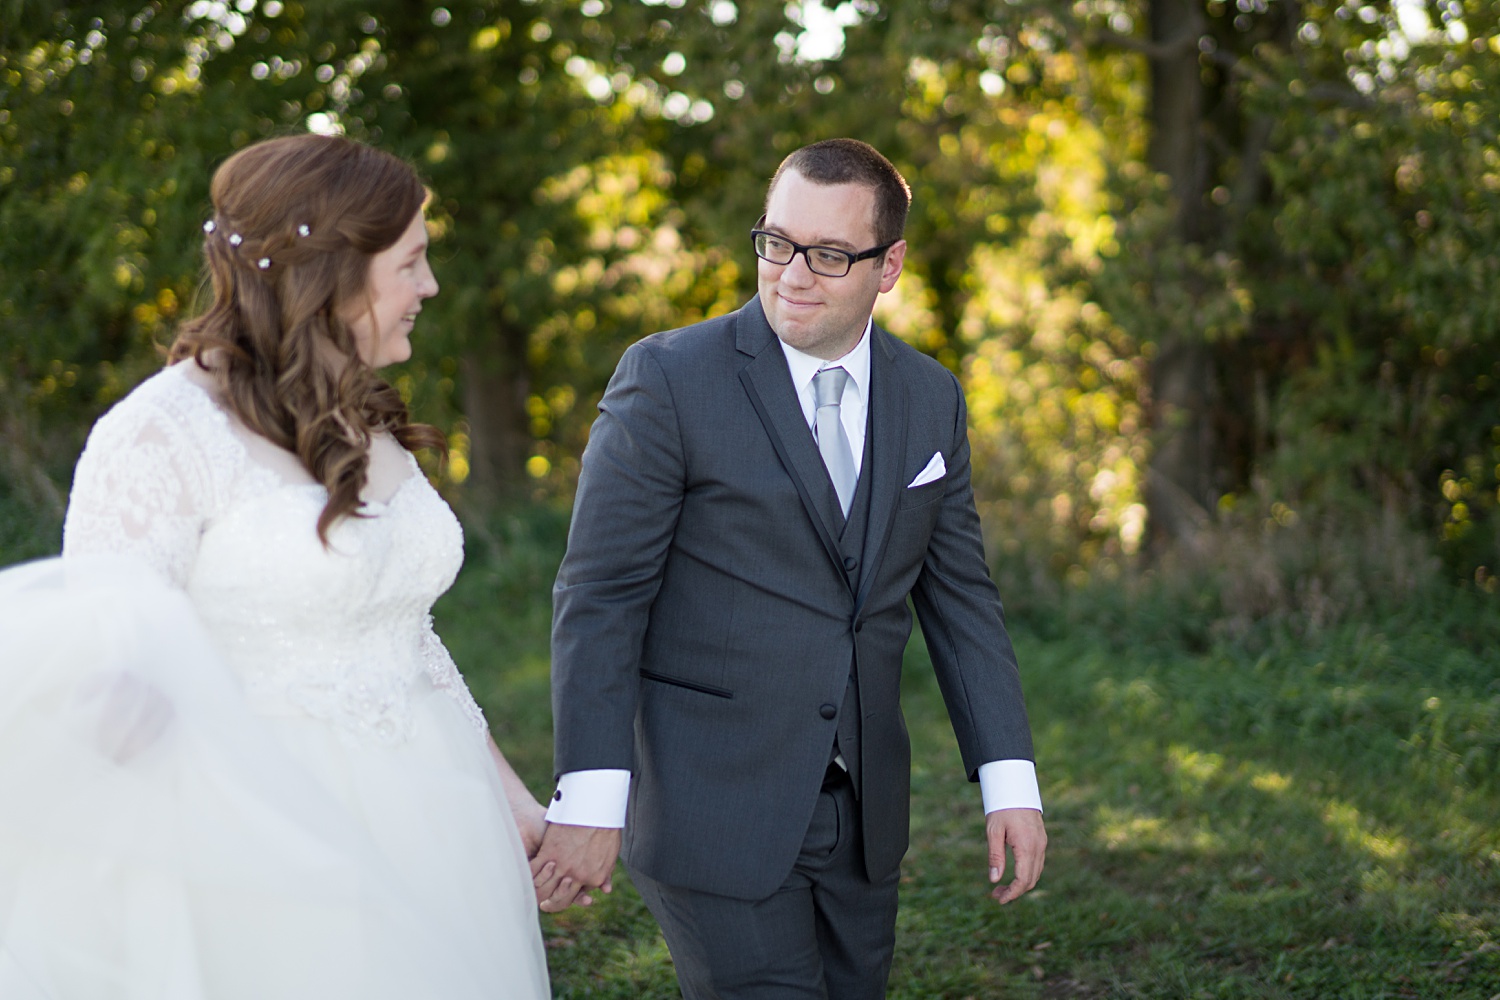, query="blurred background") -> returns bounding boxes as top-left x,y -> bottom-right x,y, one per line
4,0 -> 1498,605
2,2 -> 1498,995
